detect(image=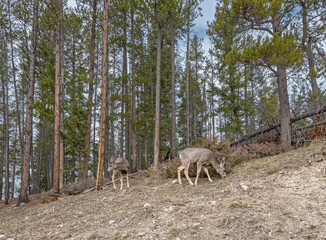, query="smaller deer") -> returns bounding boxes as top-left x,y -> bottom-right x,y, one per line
178,148 -> 226,185
107,156 -> 130,190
